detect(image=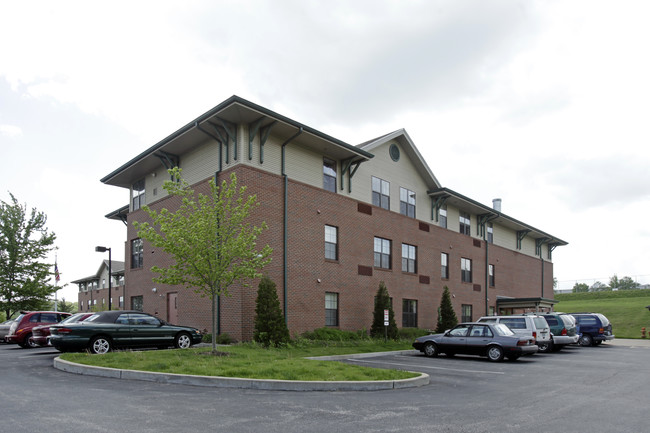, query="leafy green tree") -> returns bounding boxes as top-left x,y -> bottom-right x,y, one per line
55,297 -> 77,313
590,281 -> 609,292
435,286 -> 458,333
572,282 -> 589,293
0,193 -> 57,319
609,275 -> 640,291
134,168 -> 272,353
370,281 -> 398,339
254,275 -> 290,347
